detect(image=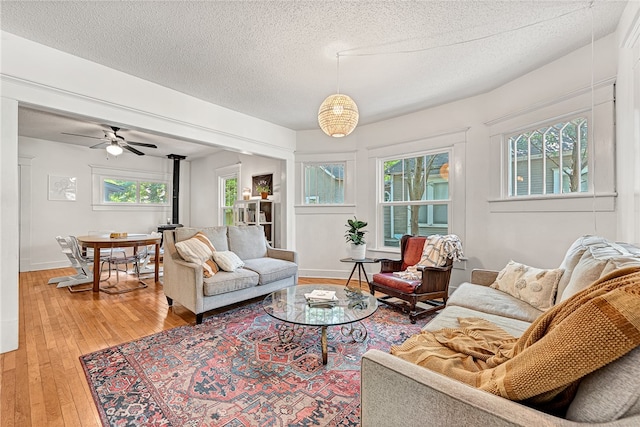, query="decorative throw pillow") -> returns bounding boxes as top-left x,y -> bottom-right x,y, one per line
490,260 -> 564,311
174,232 -> 219,278
212,251 -> 245,272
